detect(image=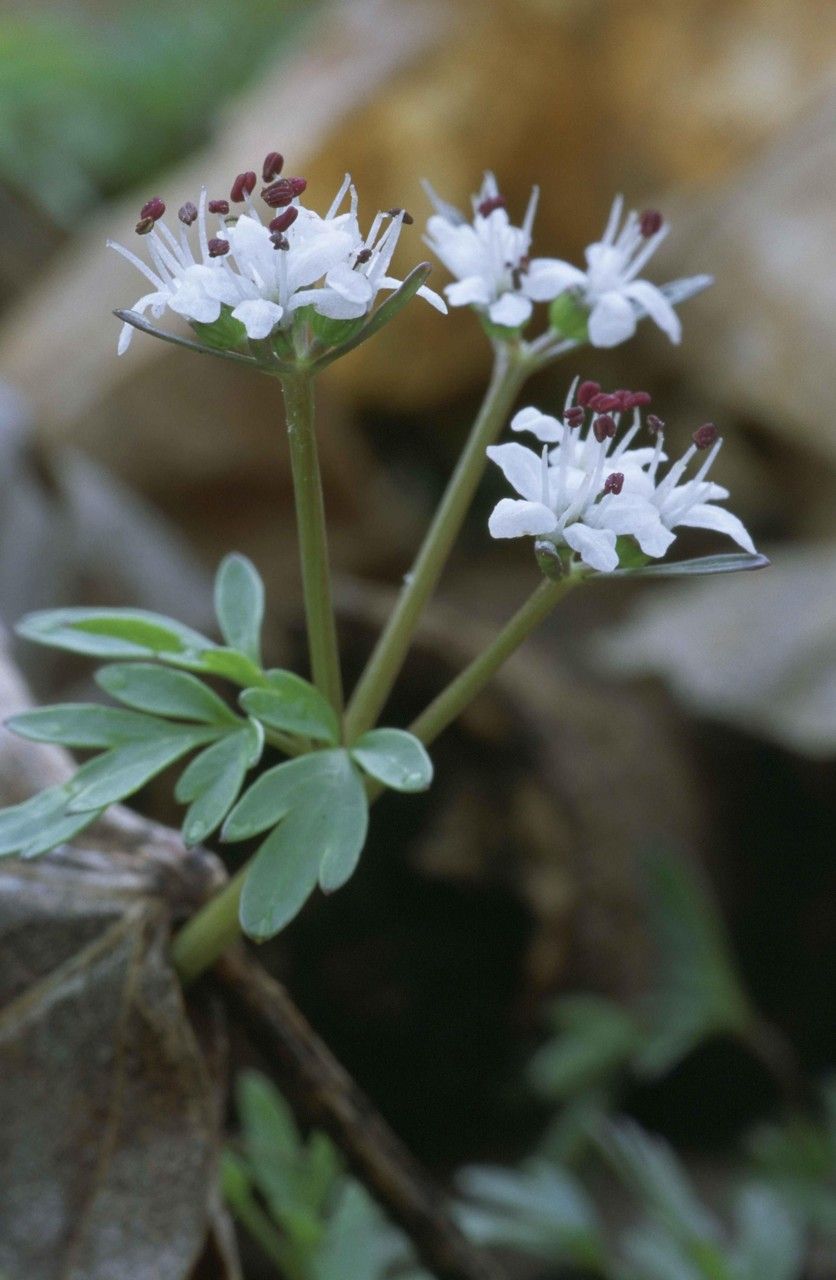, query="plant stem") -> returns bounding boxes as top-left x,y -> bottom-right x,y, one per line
409,572 -> 578,746
171,569 -> 577,985
343,343 -> 530,742
282,372 -> 344,718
